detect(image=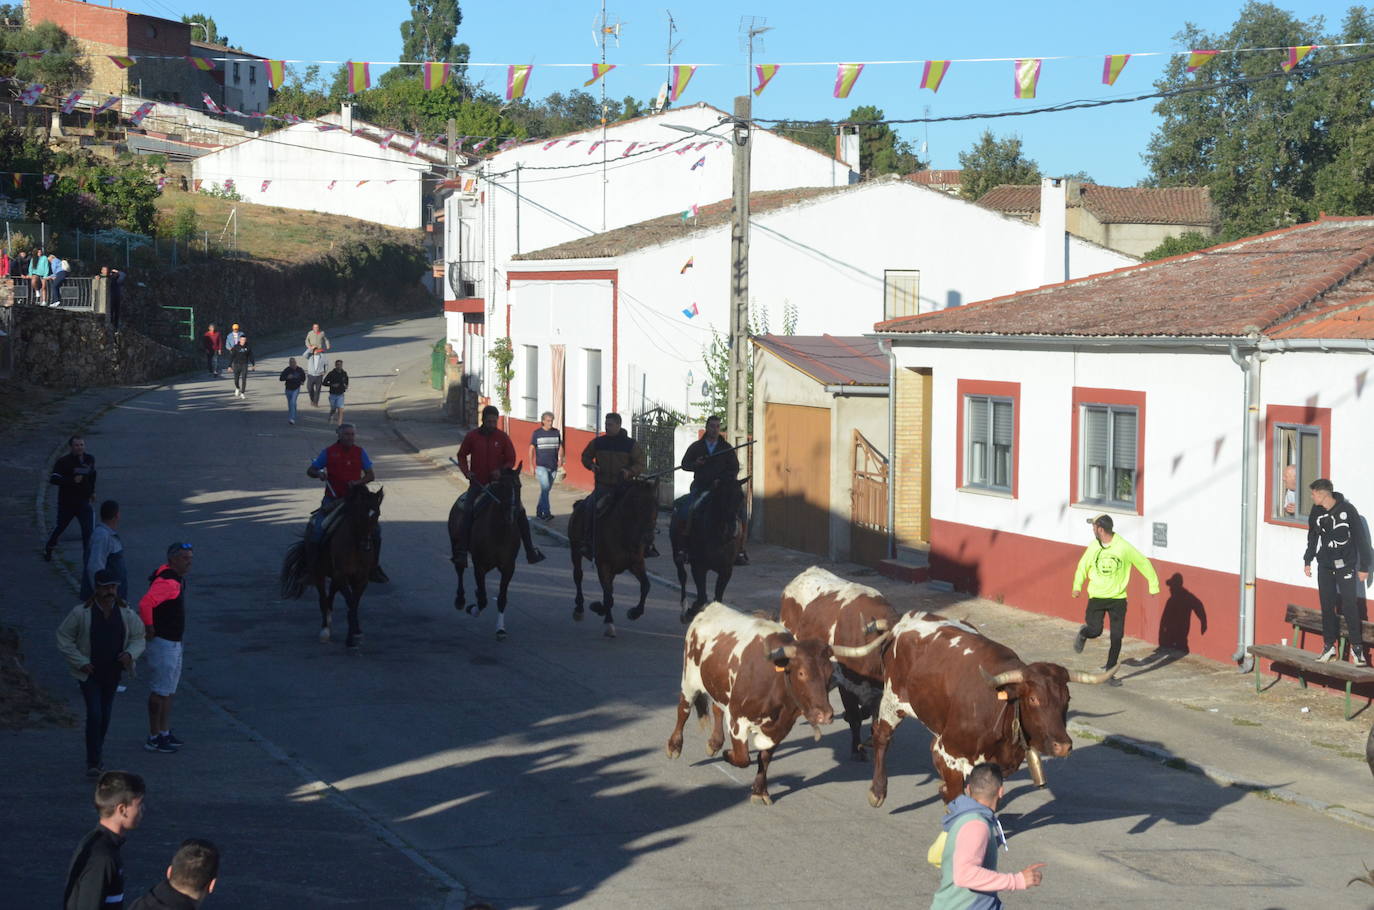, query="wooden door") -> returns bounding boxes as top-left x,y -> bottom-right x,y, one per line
763,403 -> 831,556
